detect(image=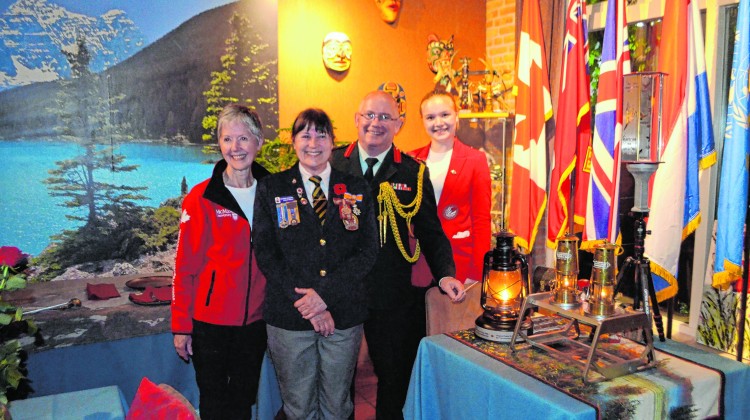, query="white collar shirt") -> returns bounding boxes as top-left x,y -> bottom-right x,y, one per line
299,163 -> 332,202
